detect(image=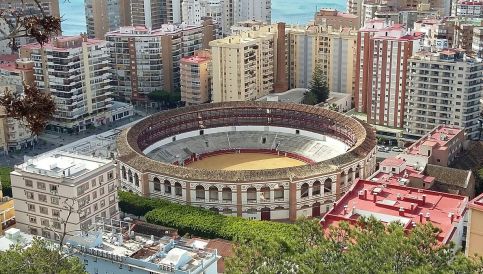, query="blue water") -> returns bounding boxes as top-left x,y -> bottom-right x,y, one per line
60,0 -> 347,35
